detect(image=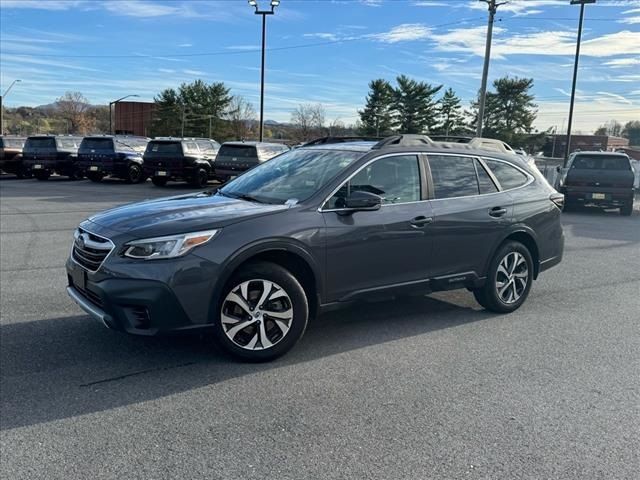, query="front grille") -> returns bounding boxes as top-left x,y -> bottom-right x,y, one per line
72,227 -> 114,272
